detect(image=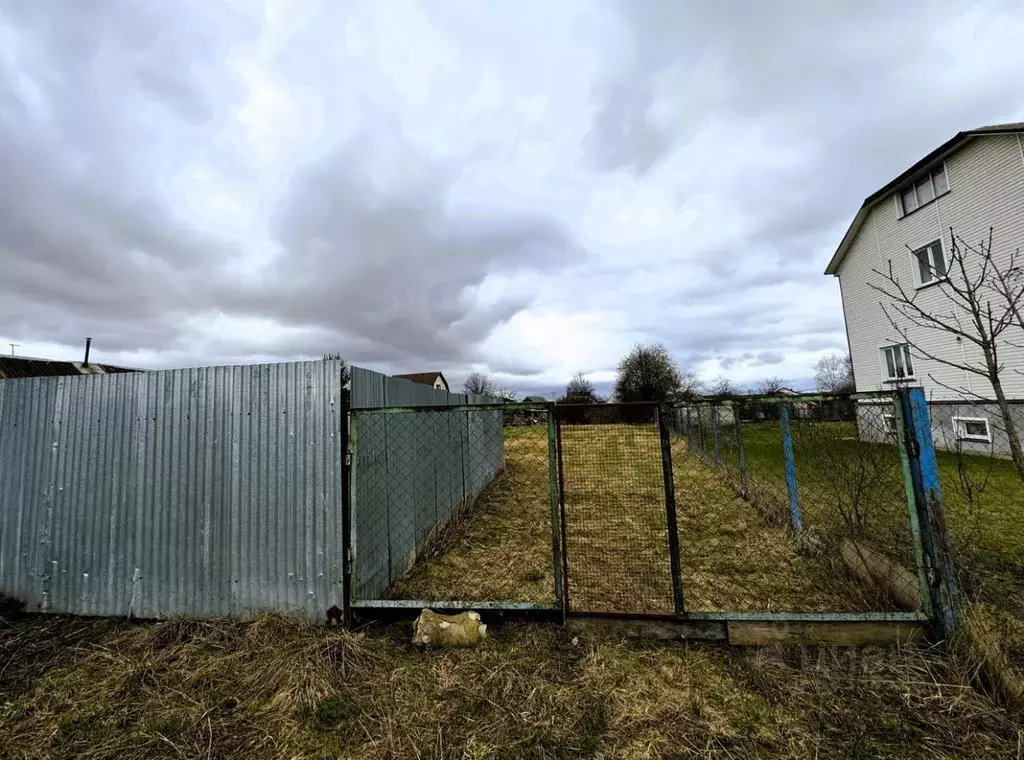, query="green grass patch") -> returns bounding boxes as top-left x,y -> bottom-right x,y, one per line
704,419 -> 1022,606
